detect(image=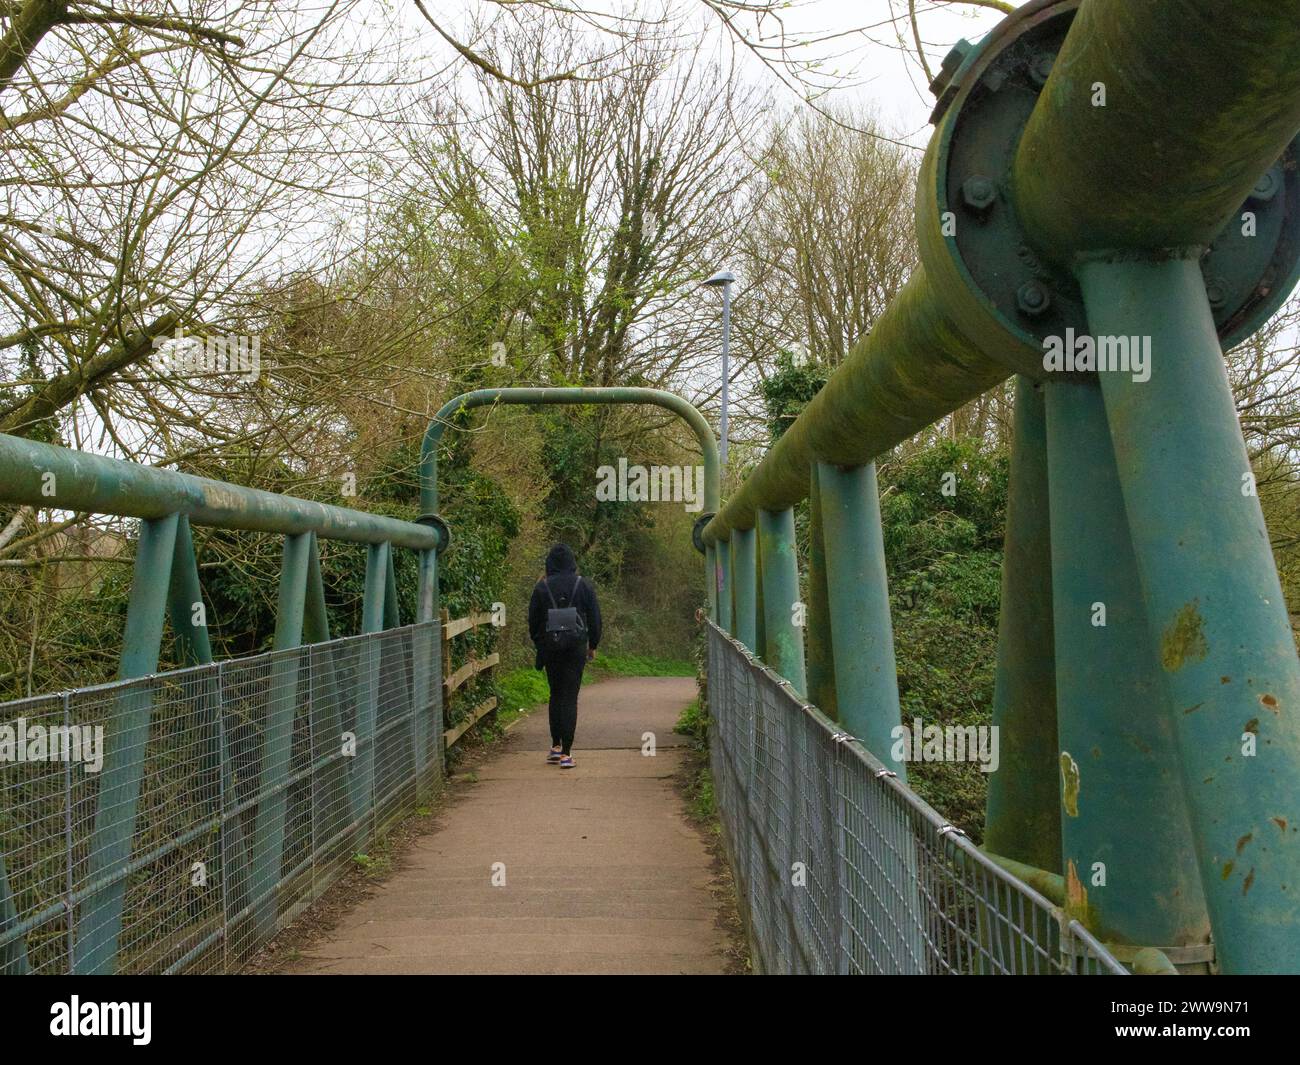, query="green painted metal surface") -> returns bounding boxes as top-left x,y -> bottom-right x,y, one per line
712,540 -> 722,624
805,470 -> 838,722
1015,0 -> 1300,261
250,532 -> 313,939
419,387 -> 719,516
715,538 -> 733,633
75,513 -> 180,974
754,523 -> 767,661
757,508 -> 806,697
815,461 -> 902,772
353,542 -> 390,834
0,433 -> 439,551
1084,257 -> 1300,974
0,854 -> 28,975
1045,376 -> 1210,954
983,378 -> 1061,874
730,527 -> 757,651
702,274 -> 1008,544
